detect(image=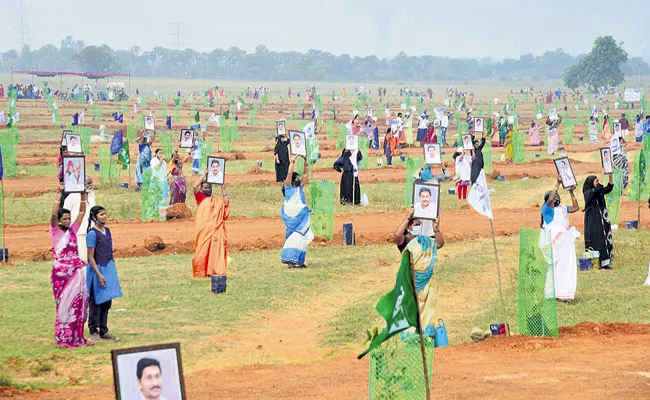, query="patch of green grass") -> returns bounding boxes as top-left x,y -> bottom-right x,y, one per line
0,244 -> 396,387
